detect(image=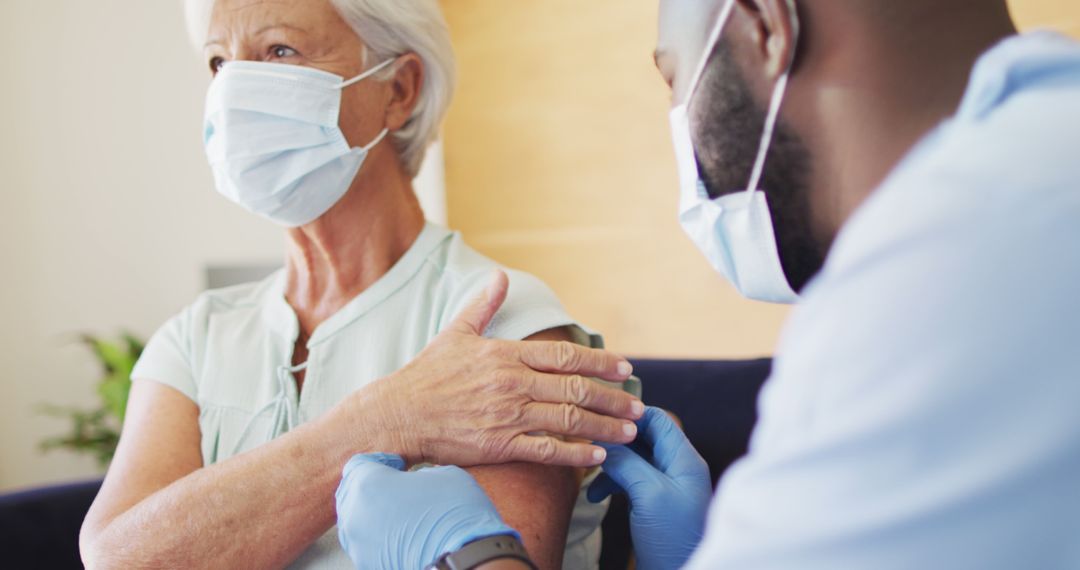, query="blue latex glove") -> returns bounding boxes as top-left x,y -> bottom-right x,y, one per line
335,453 -> 520,569
587,407 -> 713,570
